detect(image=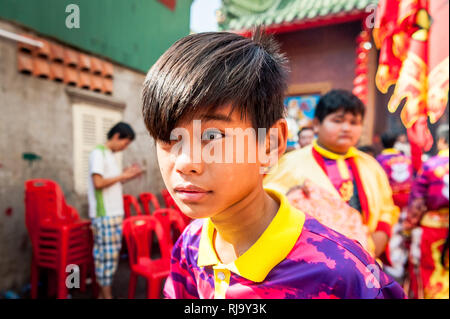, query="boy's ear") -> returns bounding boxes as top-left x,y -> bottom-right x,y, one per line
111,132 -> 121,141
263,118 -> 288,166
312,118 -> 320,134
